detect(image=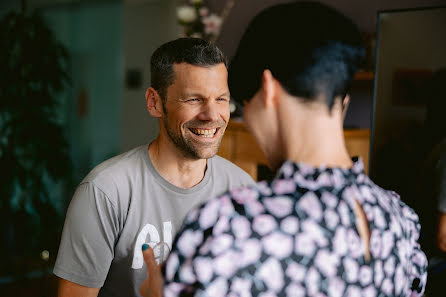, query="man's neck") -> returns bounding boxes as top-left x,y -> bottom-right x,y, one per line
148,137 -> 208,189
